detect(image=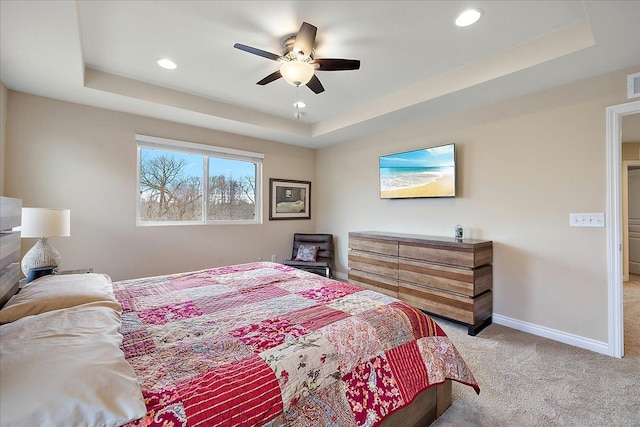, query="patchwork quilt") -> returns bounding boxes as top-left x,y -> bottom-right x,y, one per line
114,262 -> 478,427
